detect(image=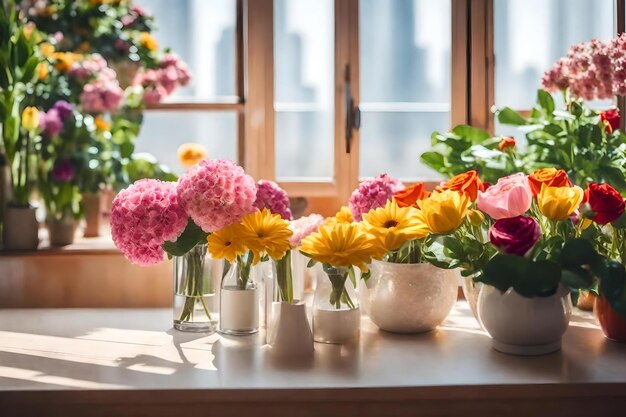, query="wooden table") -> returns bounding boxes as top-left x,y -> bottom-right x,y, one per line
0,303 -> 625,416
